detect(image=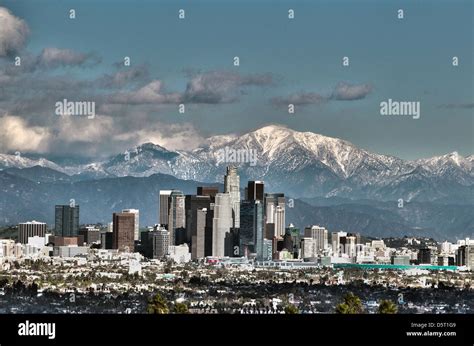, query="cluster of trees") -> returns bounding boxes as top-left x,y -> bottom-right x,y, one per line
335,292 -> 397,314
147,293 -> 189,314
